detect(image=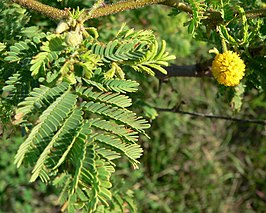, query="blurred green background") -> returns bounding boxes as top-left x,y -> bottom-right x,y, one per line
1,3 -> 266,213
